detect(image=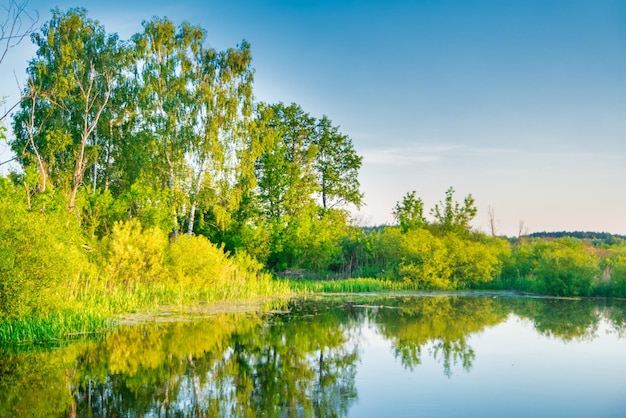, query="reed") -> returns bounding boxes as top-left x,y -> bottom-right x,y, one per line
288,277 -> 419,293
0,311 -> 111,346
